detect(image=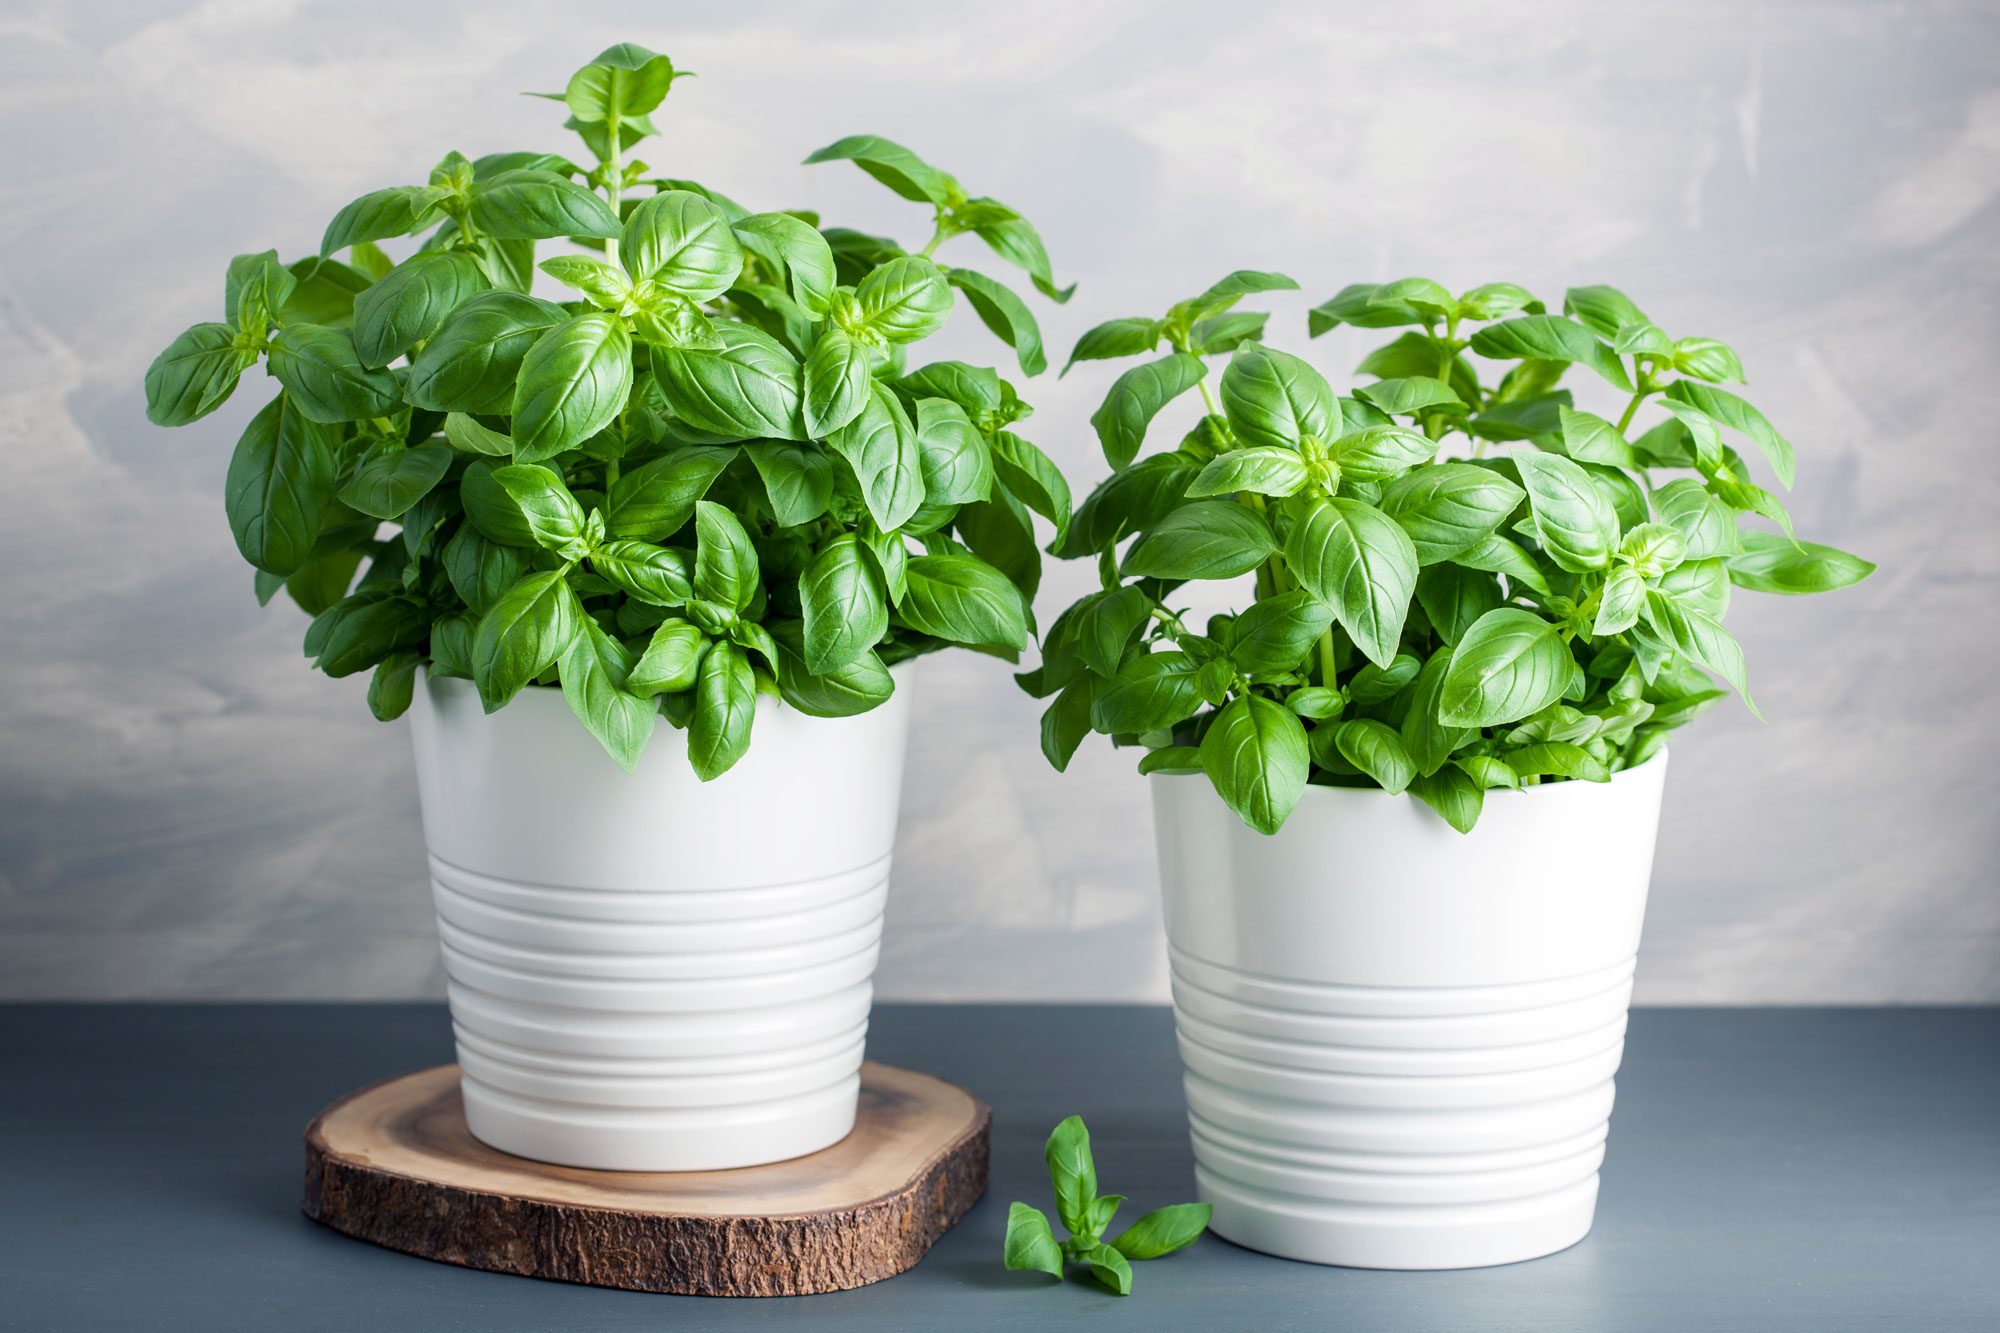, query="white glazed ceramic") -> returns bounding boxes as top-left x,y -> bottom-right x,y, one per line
1151,753 -> 1668,1269
409,665 -> 913,1171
